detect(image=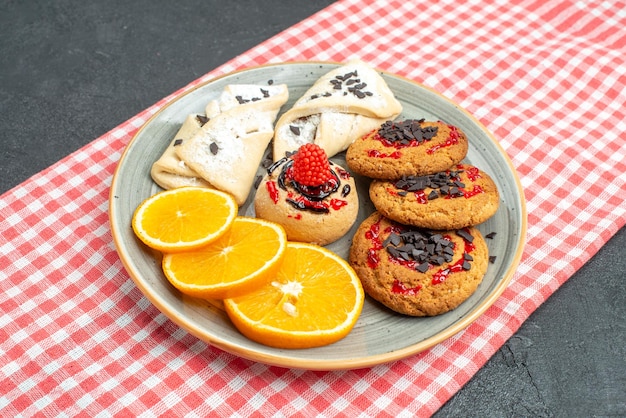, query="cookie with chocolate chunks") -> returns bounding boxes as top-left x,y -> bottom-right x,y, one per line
369,164 -> 499,230
346,119 -> 468,179
349,212 -> 488,316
